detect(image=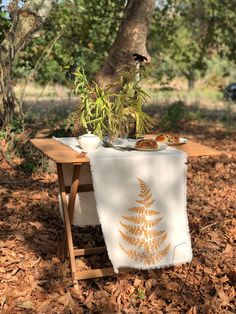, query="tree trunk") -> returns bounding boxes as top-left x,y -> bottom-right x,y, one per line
0,0 -> 55,126
96,0 -> 156,88
187,72 -> 195,91
0,62 -> 18,124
